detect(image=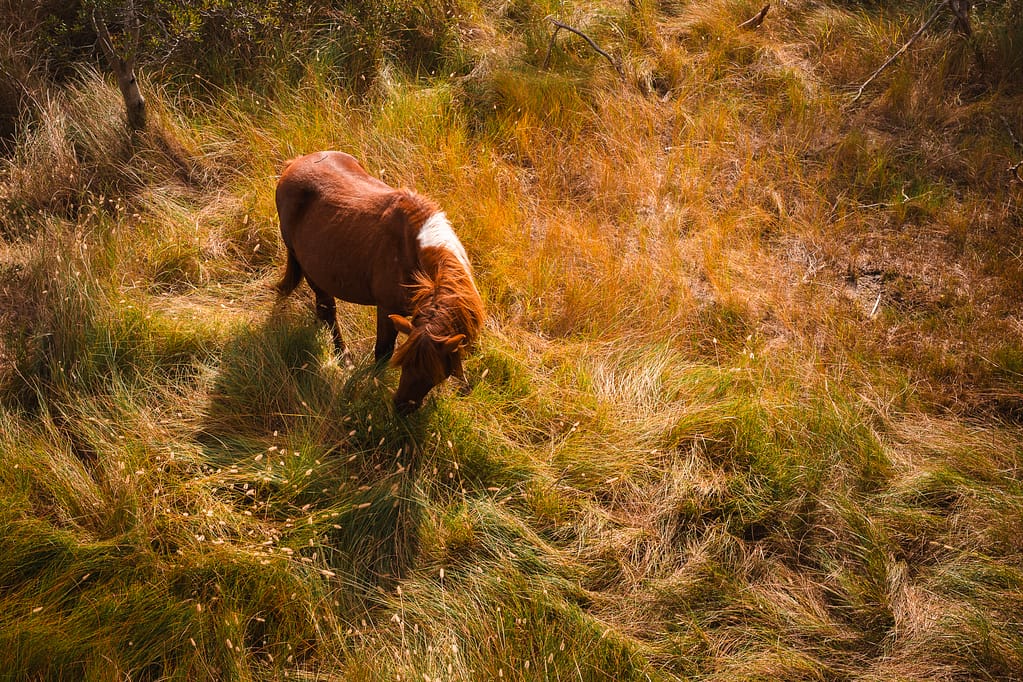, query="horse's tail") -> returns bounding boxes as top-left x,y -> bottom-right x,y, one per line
275,247 -> 304,298
275,156 -> 305,298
